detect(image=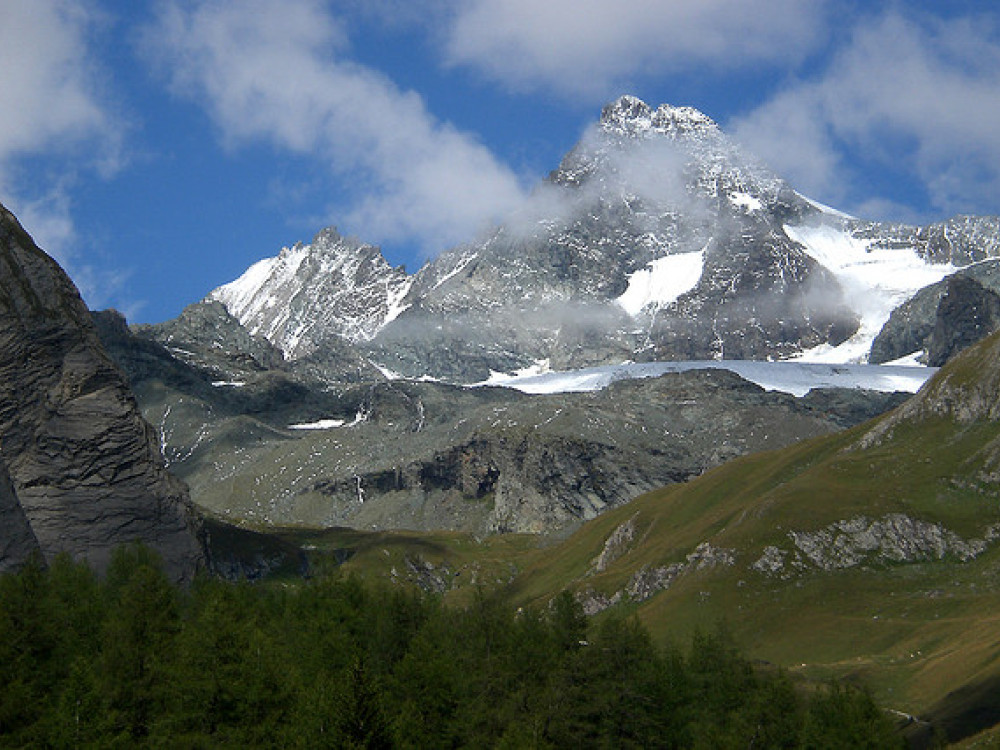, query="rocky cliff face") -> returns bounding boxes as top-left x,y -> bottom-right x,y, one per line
926,276 -> 1000,367
0,456 -> 41,572
0,203 -> 206,580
